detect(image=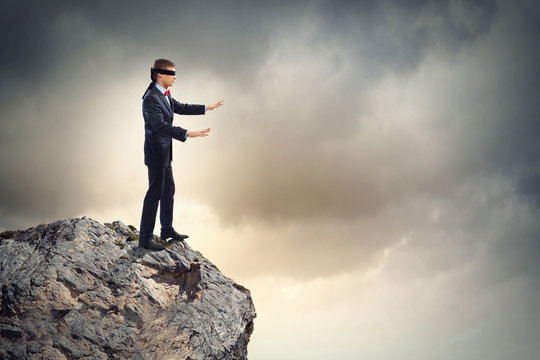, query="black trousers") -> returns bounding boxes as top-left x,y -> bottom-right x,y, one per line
139,164 -> 175,241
